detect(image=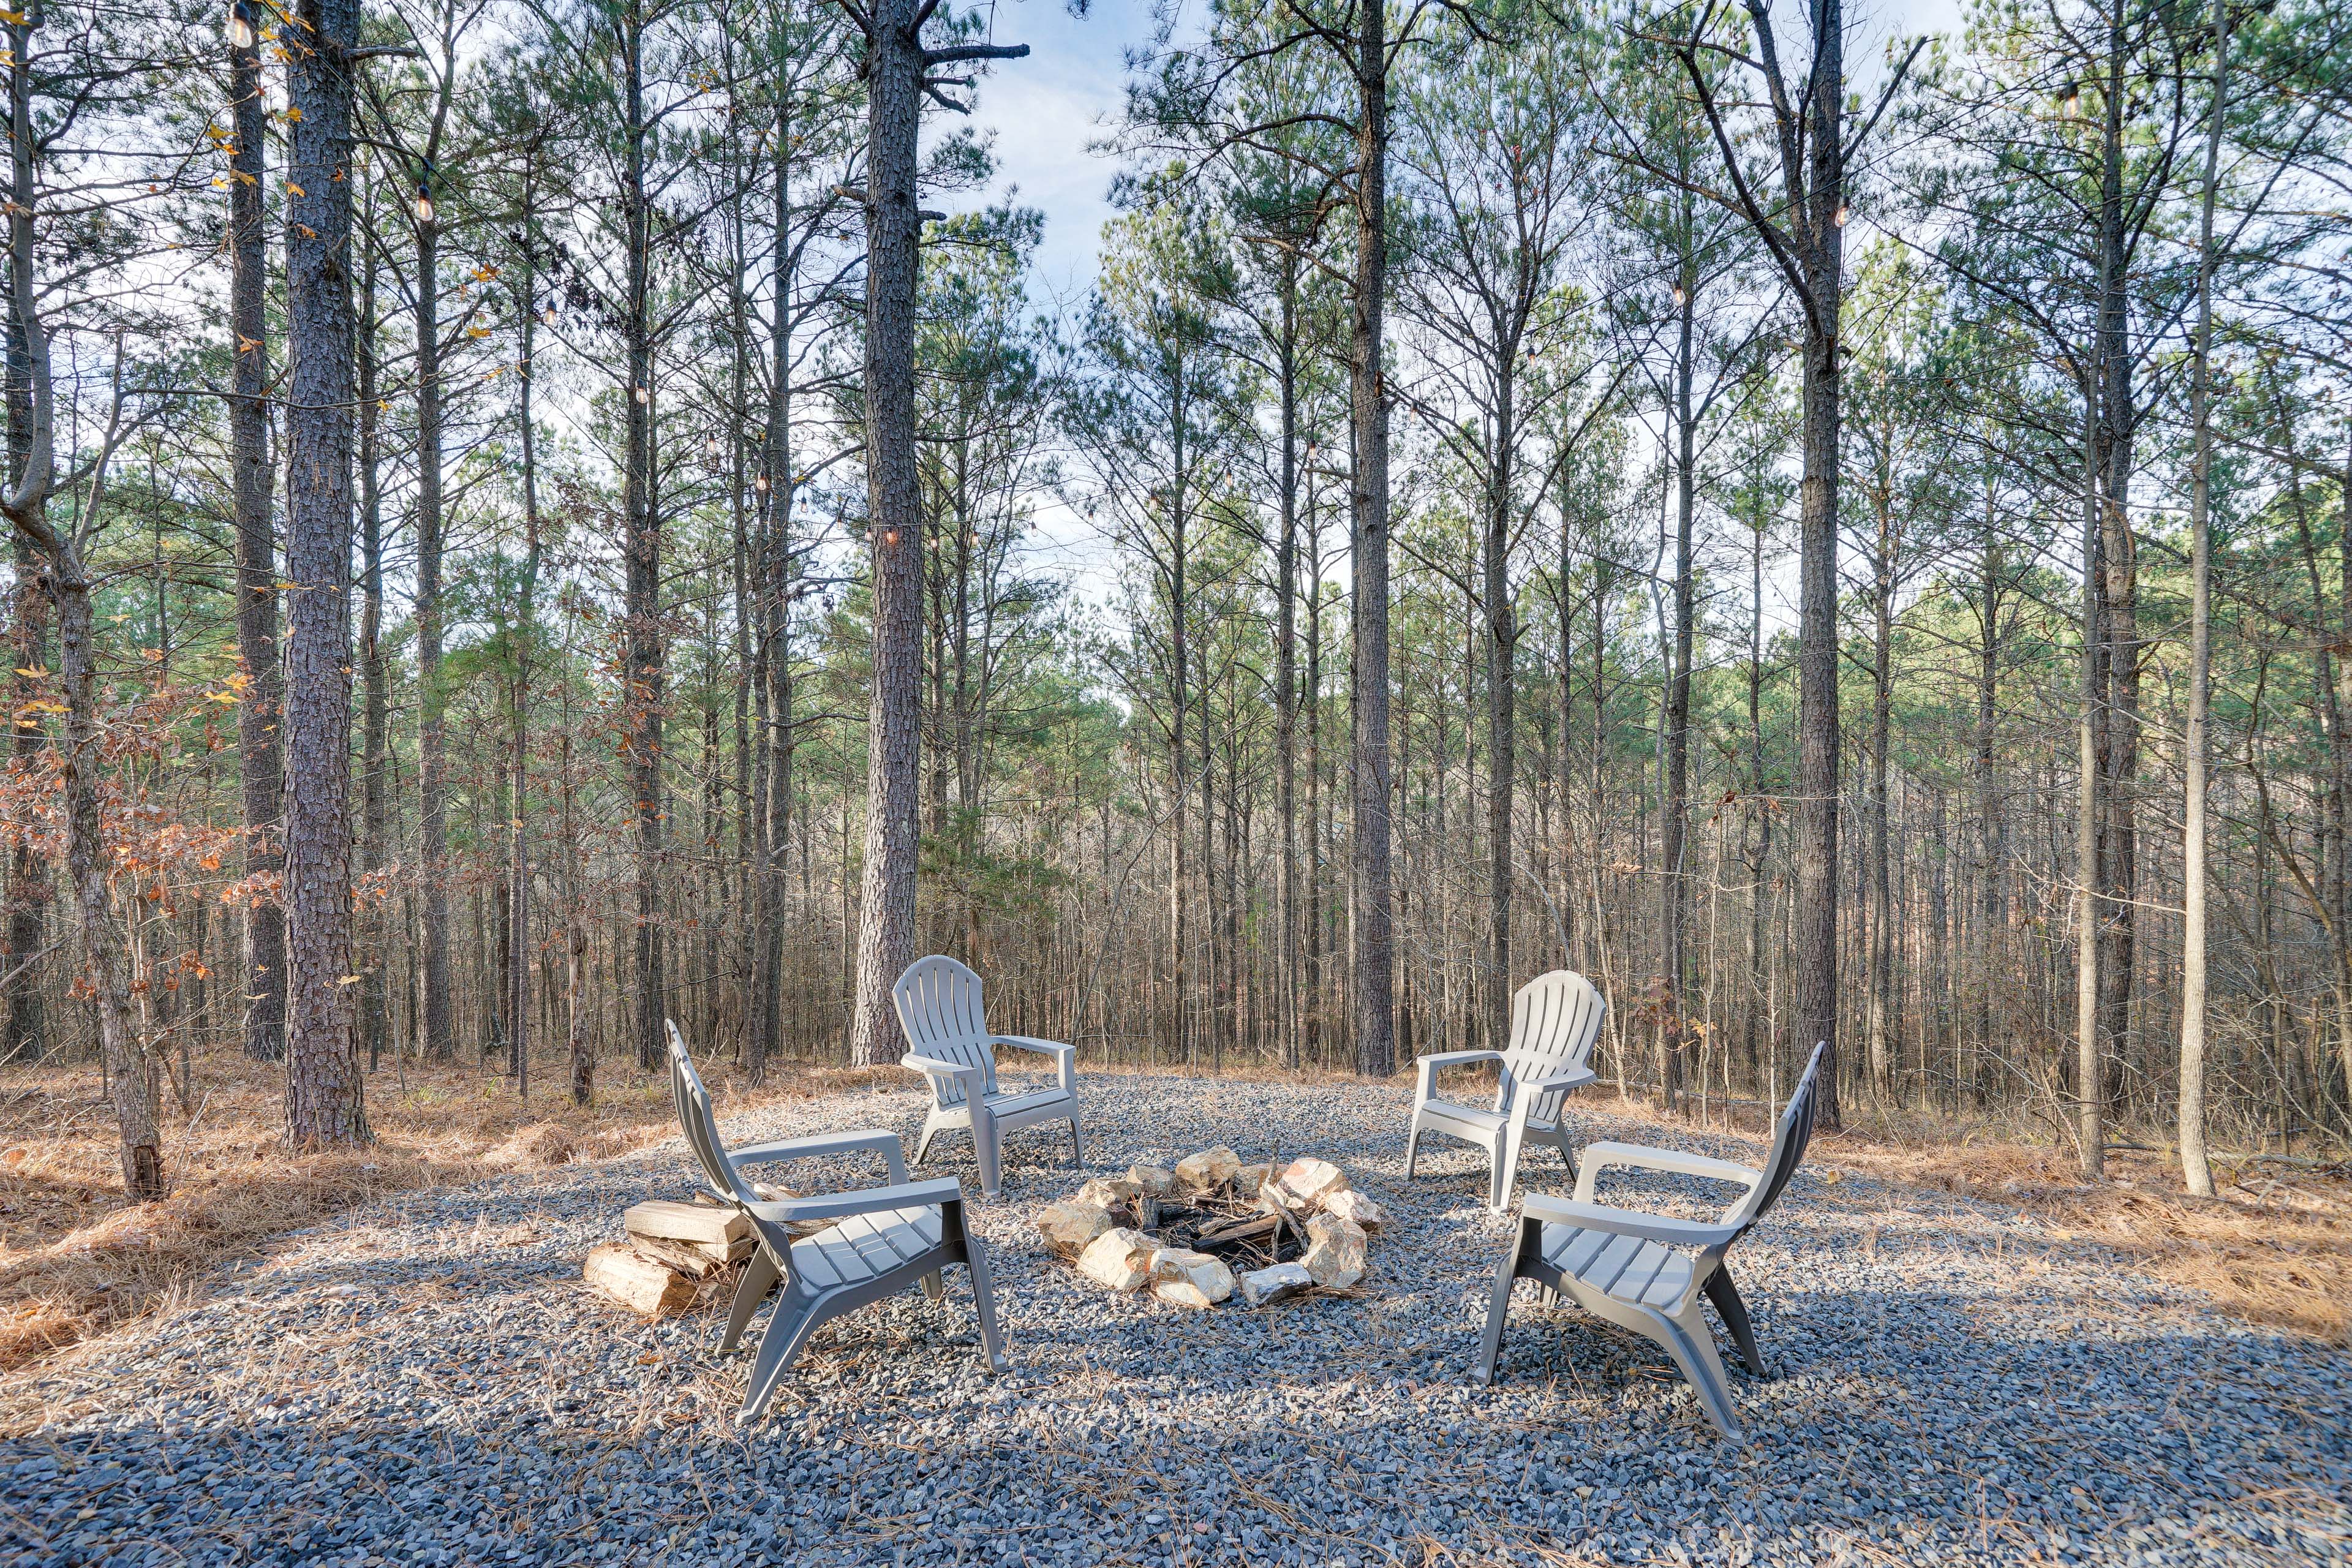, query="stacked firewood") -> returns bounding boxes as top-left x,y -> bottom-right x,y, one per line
581,1199 -> 753,1317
